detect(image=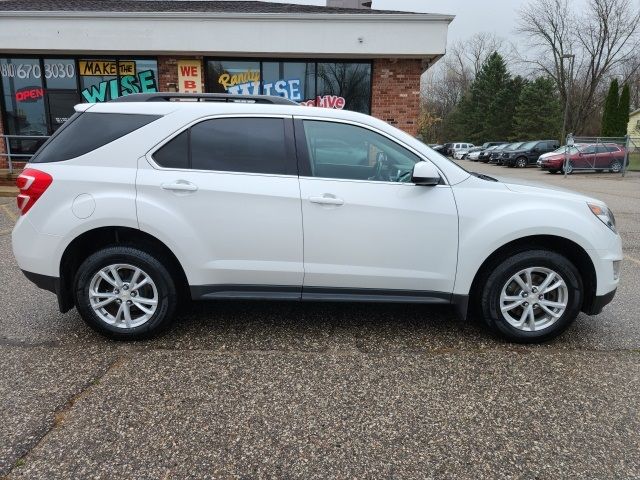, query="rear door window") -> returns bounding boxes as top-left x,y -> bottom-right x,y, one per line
152,131 -> 189,169
190,118 -> 288,174
31,112 -> 160,163
151,117 -> 294,175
